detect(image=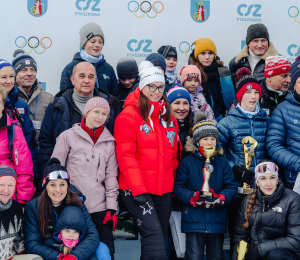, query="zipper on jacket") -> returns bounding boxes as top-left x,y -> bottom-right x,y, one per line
14,148 -> 19,165
250,118 -> 257,166
262,197 -> 265,212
